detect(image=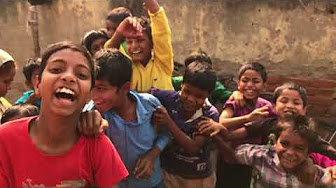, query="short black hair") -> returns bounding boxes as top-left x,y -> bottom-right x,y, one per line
23,58 -> 41,83
95,49 -> 132,88
1,103 -> 39,124
274,115 -> 318,153
273,82 -> 308,107
184,50 -> 212,67
106,7 -> 132,24
81,30 -> 109,55
39,41 -> 95,88
238,62 -> 267,82
183,61 -> 217,93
